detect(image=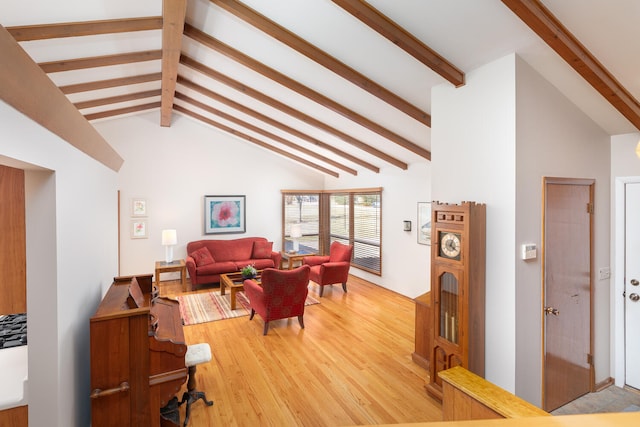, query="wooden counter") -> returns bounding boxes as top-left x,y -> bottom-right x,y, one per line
439,366 -> 549,421
369,412 -> 640,427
